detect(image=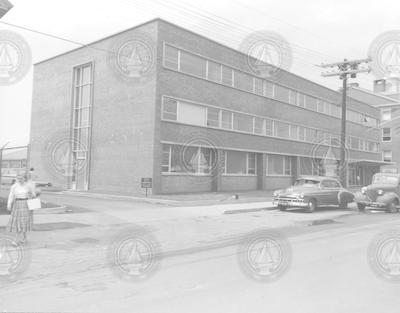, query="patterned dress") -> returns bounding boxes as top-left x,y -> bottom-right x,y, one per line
7,182 -> 35,233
